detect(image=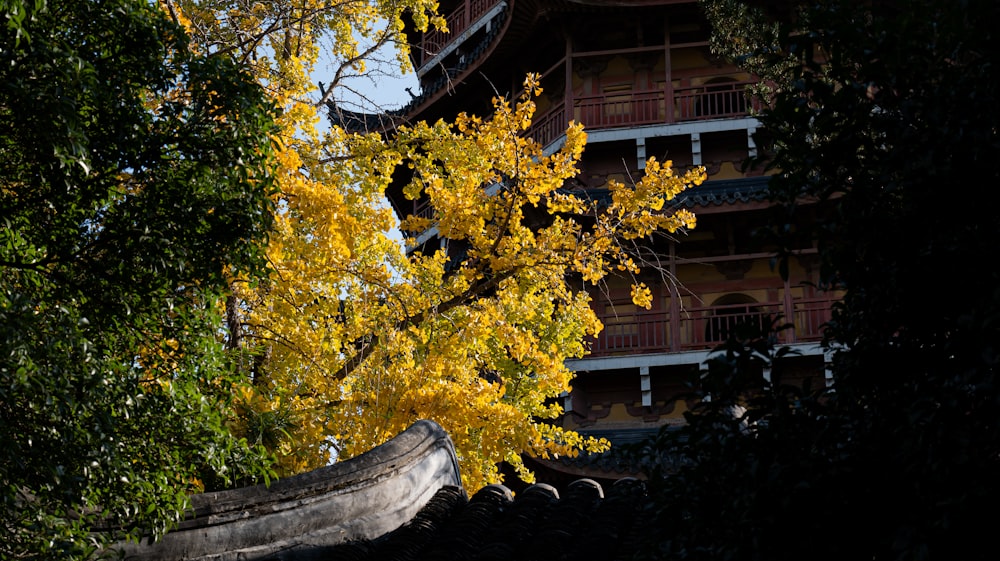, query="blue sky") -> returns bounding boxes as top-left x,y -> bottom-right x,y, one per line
318,33 -> 420,114
341,67 -> 418,111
